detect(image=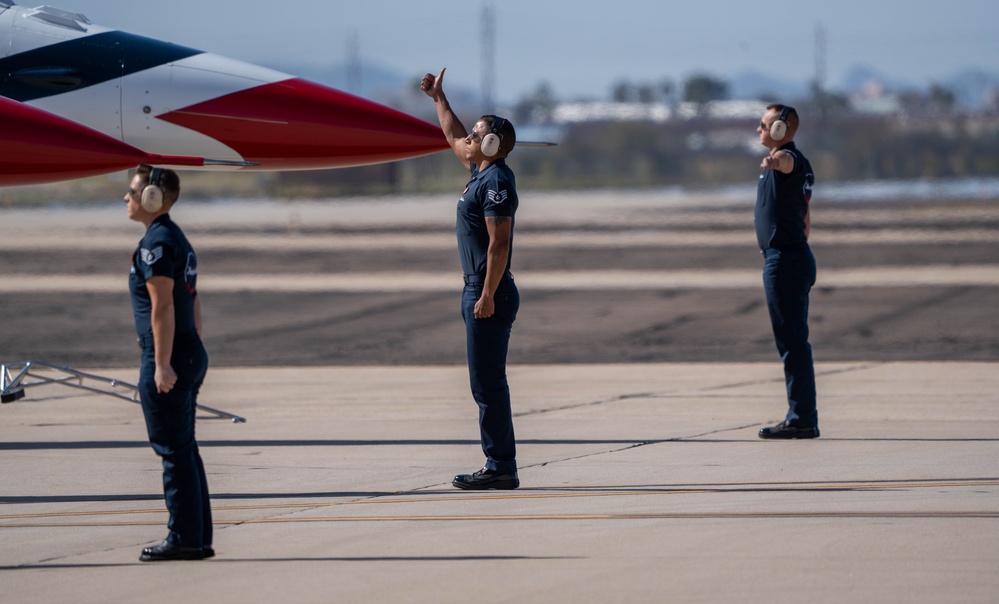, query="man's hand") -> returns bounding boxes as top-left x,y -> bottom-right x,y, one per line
474,293 -> 495,319
155,364 -> 177,394
420,68 -> 445,99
